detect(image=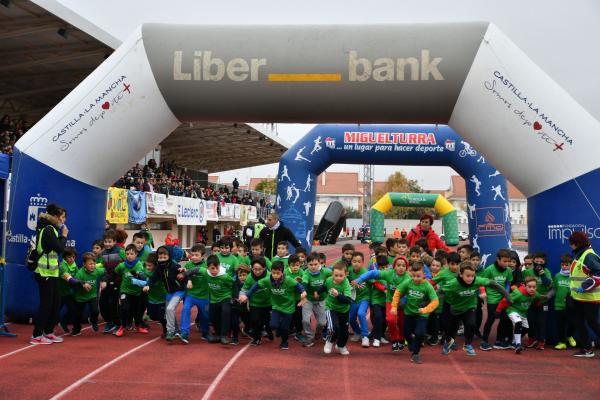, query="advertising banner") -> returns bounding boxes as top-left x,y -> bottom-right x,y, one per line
106,187 -> 128,223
